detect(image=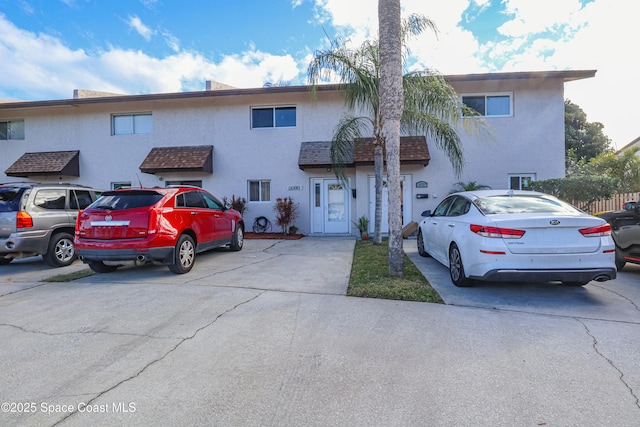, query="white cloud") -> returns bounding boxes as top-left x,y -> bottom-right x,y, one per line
1,0 -> 639,148
499,0 -> 584,37
162,30 -> 180,53
18,0 -> 35,15
127,15 -> 155,41
139,0 -> 158,8
214,50 -> 301,88
0,14 -> 303,100
313,0 -> 640,147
